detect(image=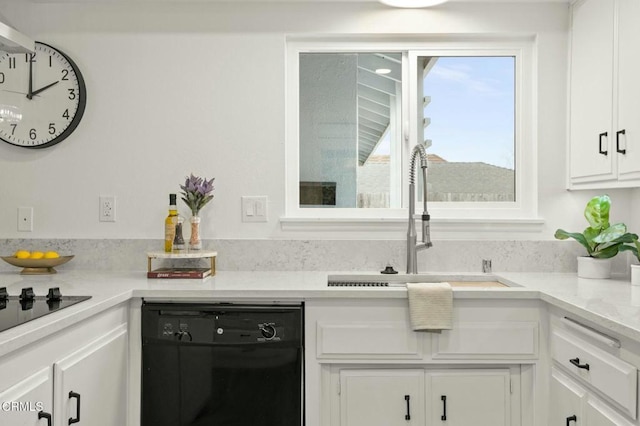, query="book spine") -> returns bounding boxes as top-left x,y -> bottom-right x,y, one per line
147,271 -> 210,279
